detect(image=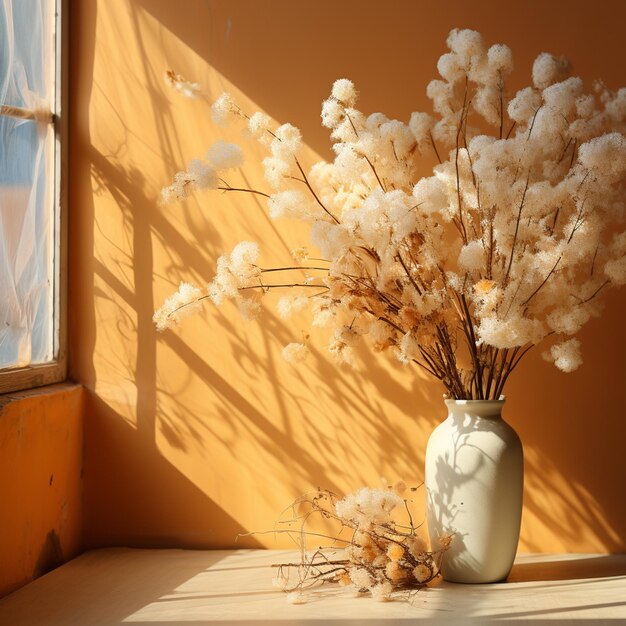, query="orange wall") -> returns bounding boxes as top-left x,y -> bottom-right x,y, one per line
70,0 -> 626,553
0,385 -> 84,597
